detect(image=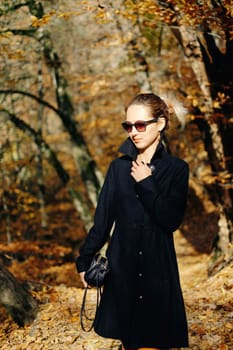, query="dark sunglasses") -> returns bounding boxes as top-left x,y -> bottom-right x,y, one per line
121,118 -> 158,133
